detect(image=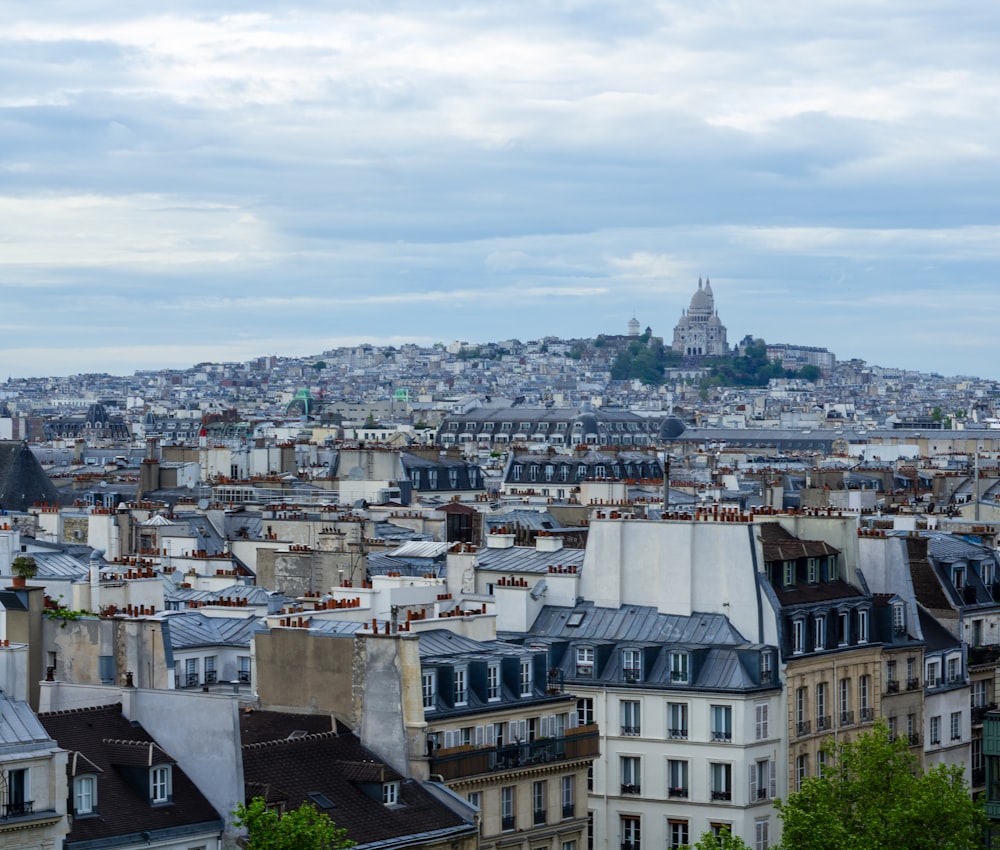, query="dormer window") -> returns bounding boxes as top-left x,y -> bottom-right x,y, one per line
382,781 -> 400,806
75,775 -> 97,816
422,670 -> 436,710
953,566 -> 966,590
622,649 -> 641,683
813,615 -> 826,651
576,647 -> 594,677
783,561 -> 796,587
520,660 -> 533,696
150,764 -> 172,804
892,602 -> 906,635
807,558 -> 820,583
792,618 -> 805,655
669,652 -> 689,684
454,668 -> 468,706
